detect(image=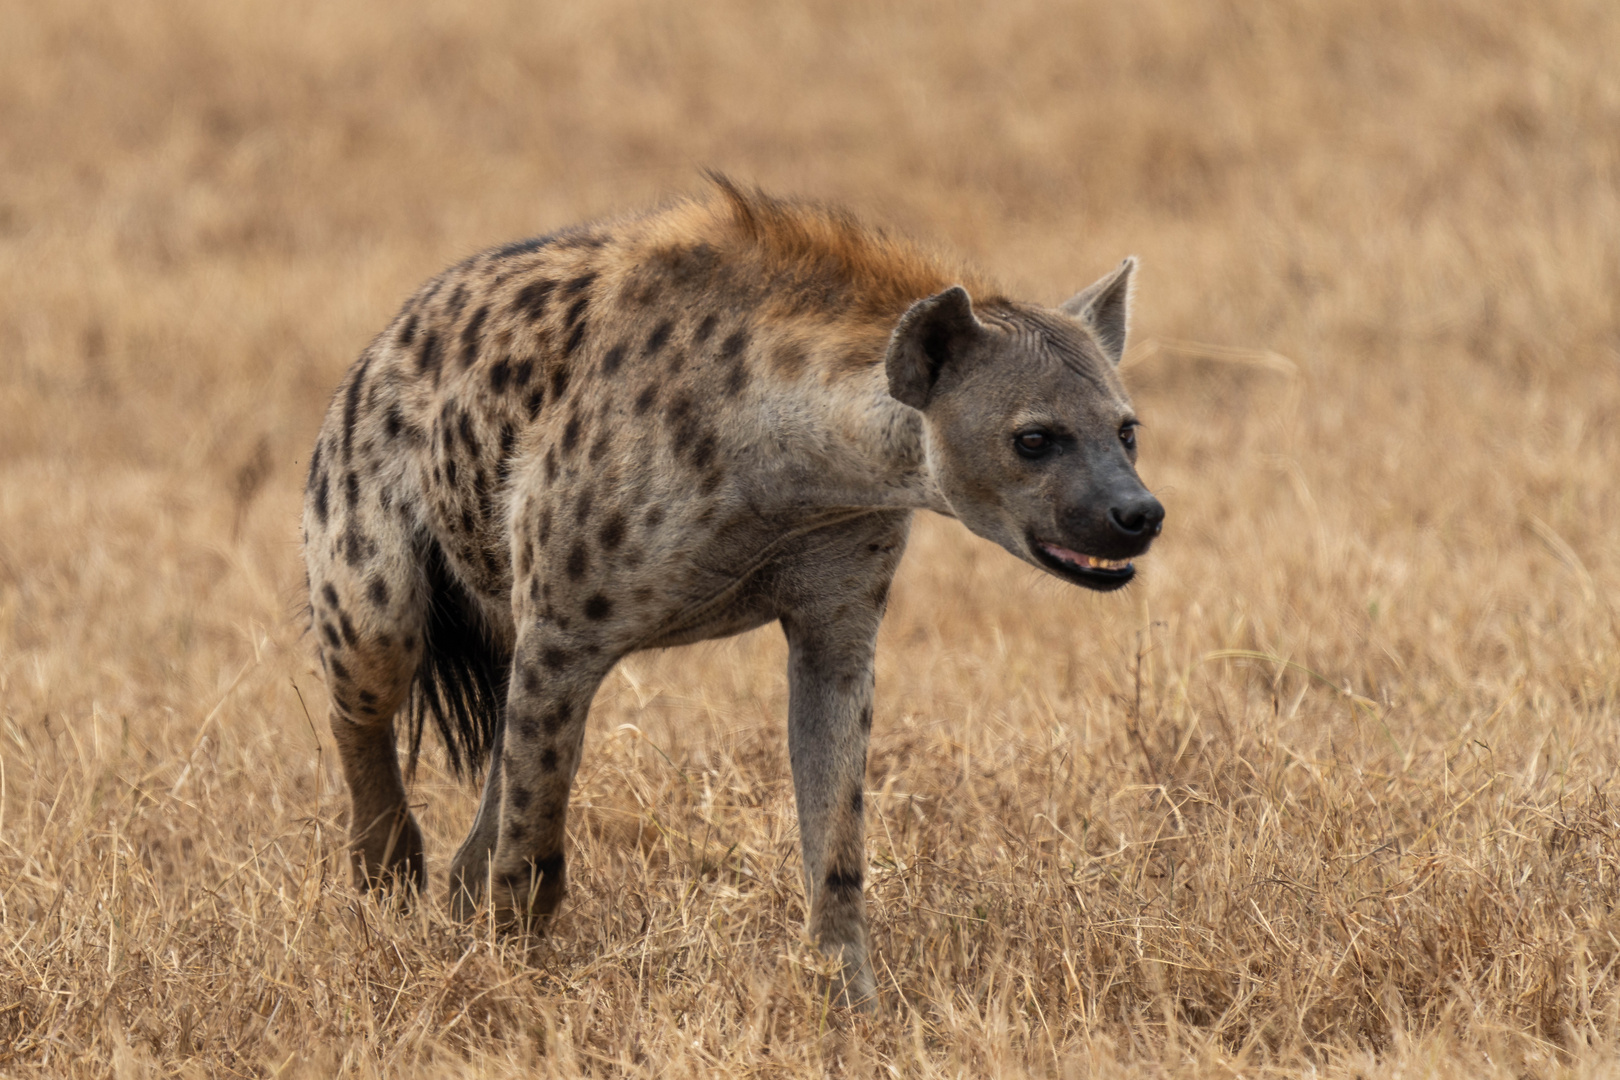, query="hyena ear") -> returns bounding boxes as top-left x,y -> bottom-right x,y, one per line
1060,256 -> 1136,366
885,286 -> 987,410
